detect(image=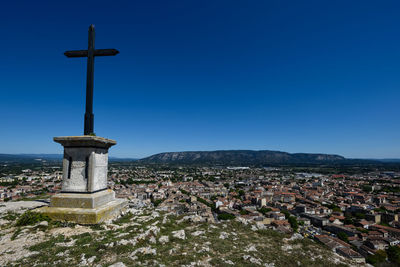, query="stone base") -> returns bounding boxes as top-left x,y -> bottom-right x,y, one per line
50,190 -> 116,209
35,190 -> 127,224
